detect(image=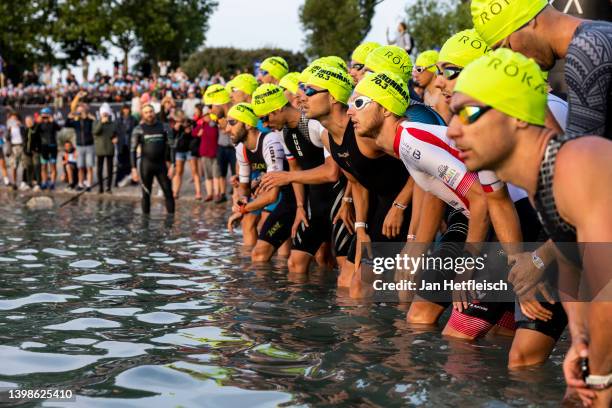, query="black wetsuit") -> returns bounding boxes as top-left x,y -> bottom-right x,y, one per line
328,120 -> 411,262
283,114 -> 352,256
131,121 -> 175,214
239,132 -> 296,249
